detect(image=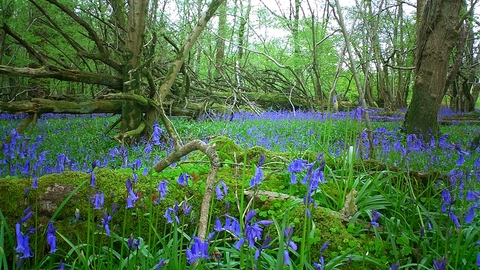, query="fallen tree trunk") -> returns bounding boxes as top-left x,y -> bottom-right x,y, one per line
0,98 -> 124,114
